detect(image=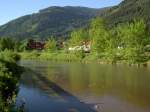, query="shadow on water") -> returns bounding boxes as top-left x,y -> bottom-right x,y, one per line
19,67 -> 97,112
